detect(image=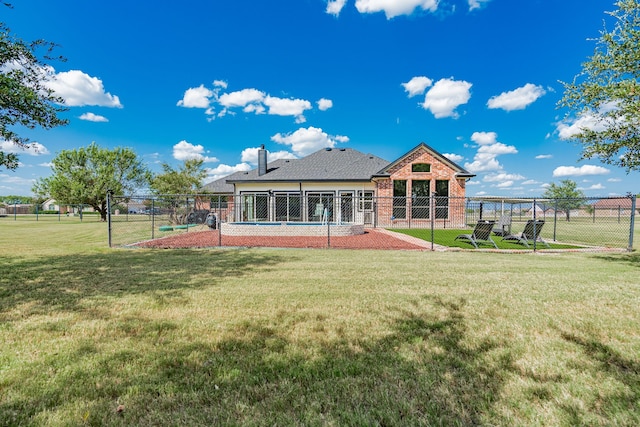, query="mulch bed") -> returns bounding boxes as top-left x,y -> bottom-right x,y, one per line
133,228 -> 429,250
